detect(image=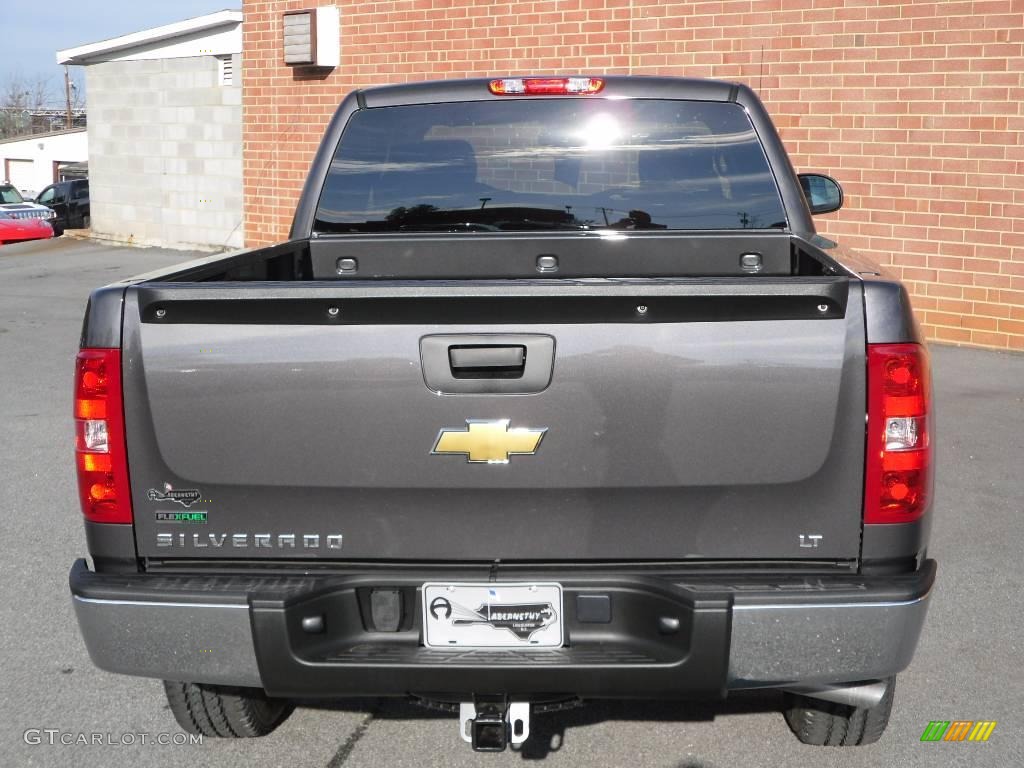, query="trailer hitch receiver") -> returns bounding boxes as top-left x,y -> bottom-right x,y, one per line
460,697 -> 530,752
